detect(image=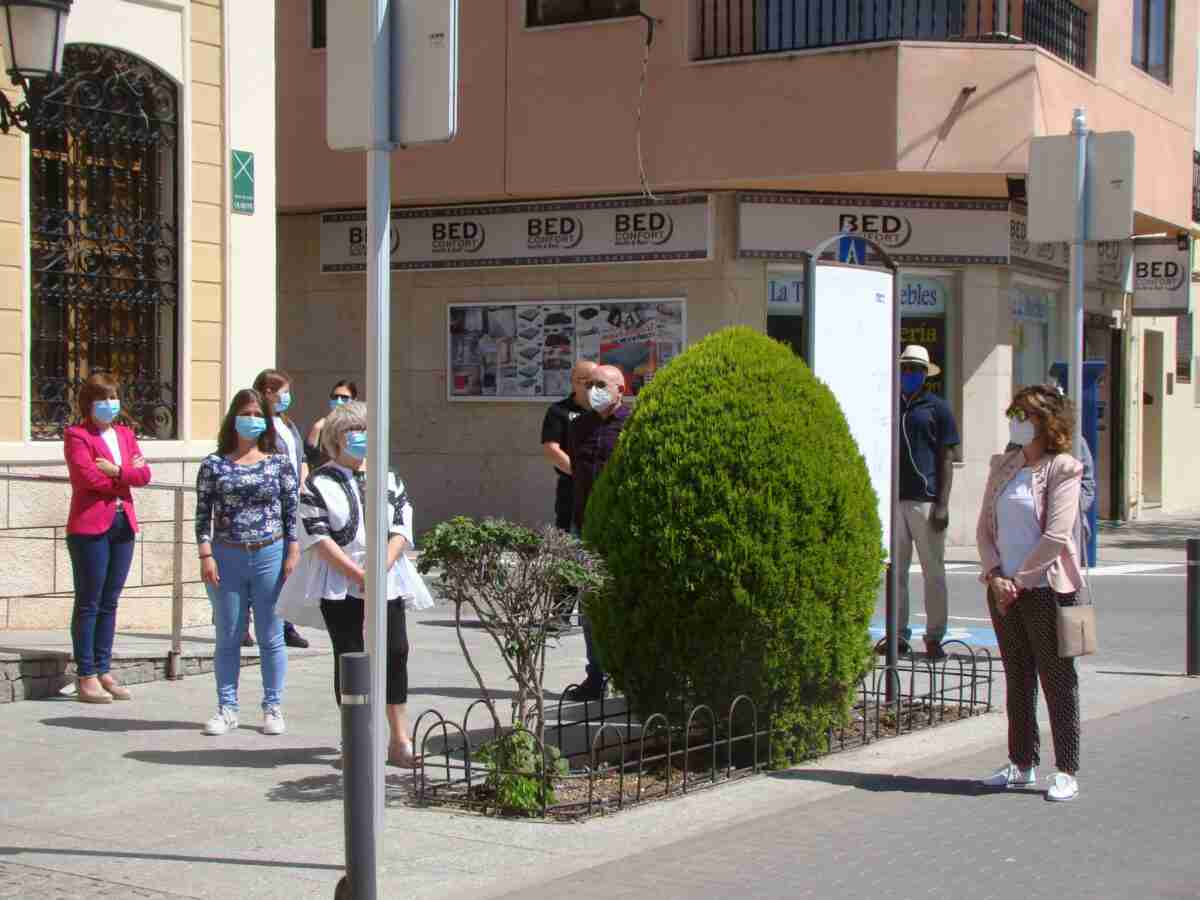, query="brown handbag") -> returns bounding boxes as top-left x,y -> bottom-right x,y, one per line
1058,518 -> 1097,657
